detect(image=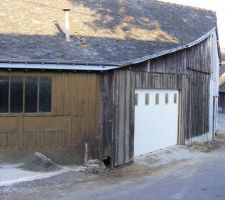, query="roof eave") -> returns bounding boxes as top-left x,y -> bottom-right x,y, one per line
0,59 -> 122,67
0,63 -> 120,71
